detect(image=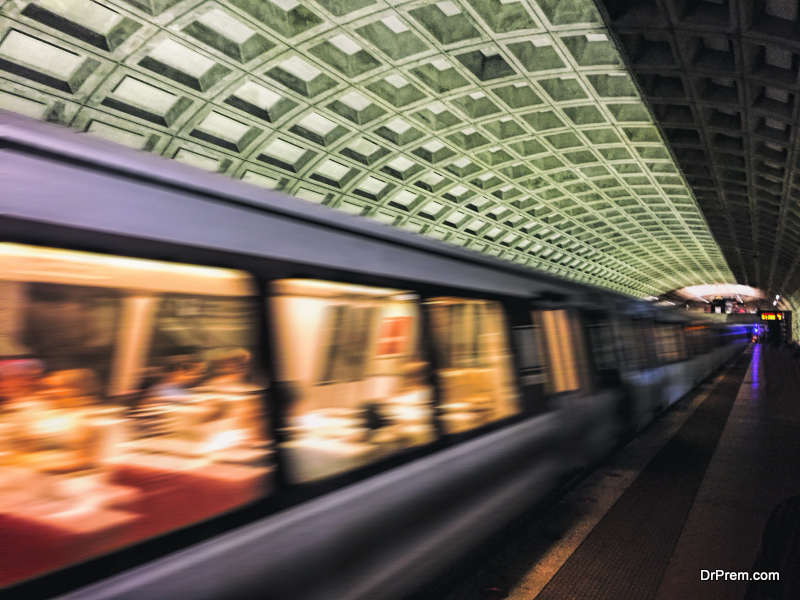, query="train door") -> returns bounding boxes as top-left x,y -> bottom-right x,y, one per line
684,324 -> 710,385
581,308 -> 631,436
674,324 -> 688,362
616,317 -> 662,428
535,305 -> 623,464
651,321 -> 686,407
615,318 -> 650,373
424,297 -> 521,435
501,301 -> 548,417
581,309 -> 622,391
